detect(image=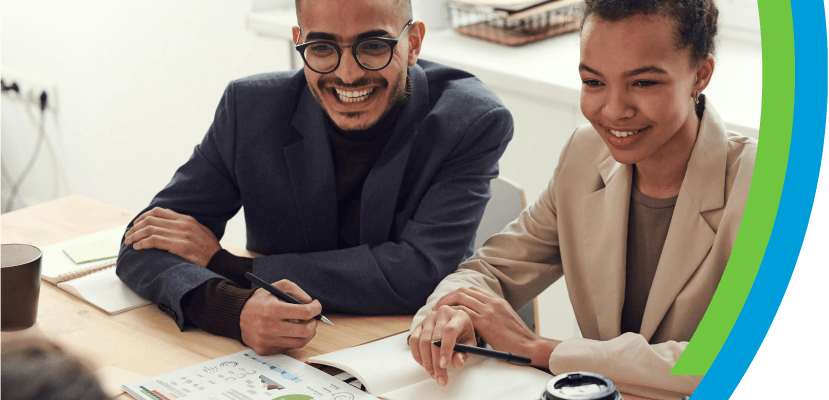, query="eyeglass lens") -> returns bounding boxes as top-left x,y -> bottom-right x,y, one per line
303,39 -> 393,73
